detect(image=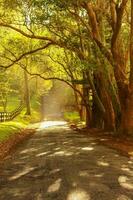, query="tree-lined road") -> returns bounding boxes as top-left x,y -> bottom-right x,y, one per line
0,122 -> 133,200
